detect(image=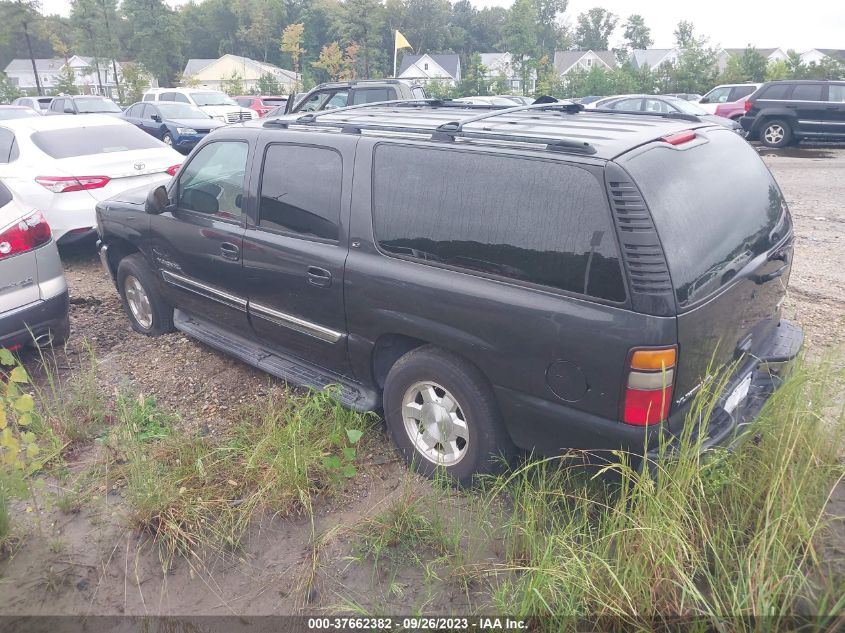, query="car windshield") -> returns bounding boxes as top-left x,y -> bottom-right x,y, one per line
156,103 -> 211,119
0,109 -> 40,119
76,98 -> 122,113
191,92 -> 237,106
670,98 -> 708,115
